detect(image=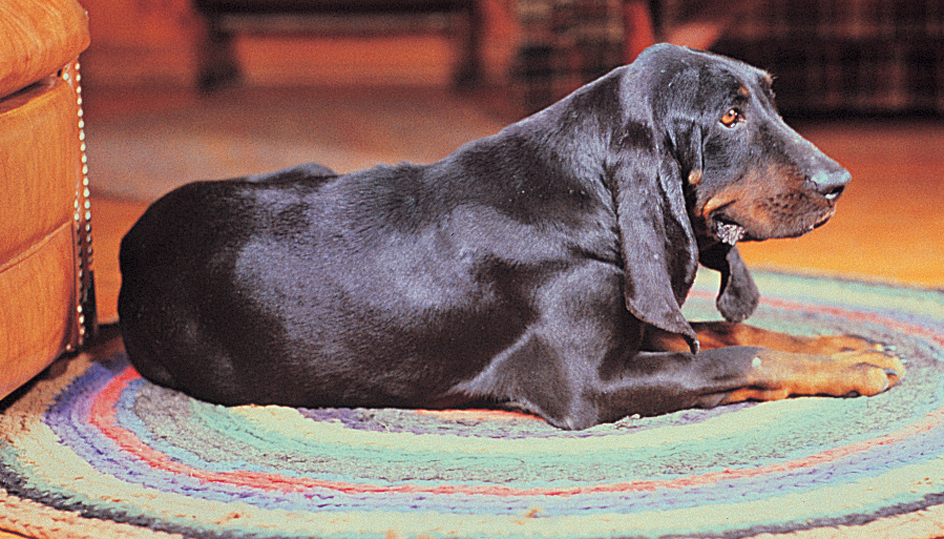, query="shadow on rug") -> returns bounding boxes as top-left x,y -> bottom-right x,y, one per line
2,271 -> 944,539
